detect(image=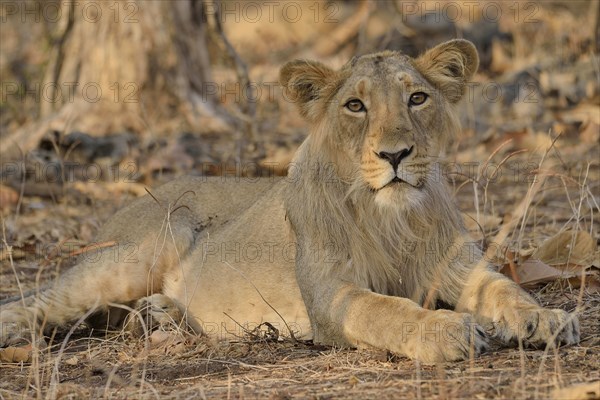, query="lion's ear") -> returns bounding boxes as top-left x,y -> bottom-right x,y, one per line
414,39 -> 479,103
280,60 -> 337,121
